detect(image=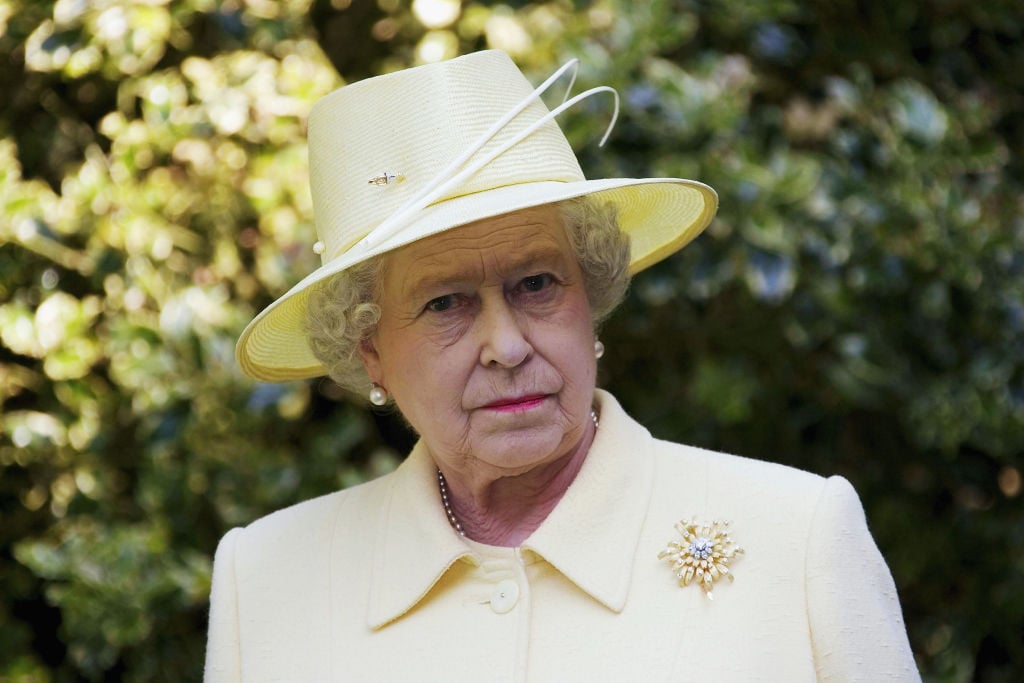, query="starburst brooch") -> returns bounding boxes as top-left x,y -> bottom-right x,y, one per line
658,518 -> 744,599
